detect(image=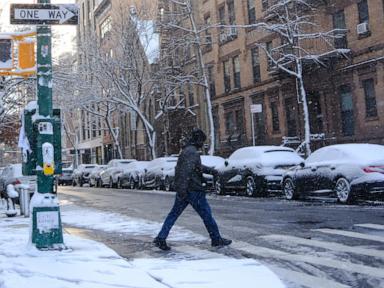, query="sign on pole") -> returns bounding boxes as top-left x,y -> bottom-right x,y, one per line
10,4 -> 79,25
250,104 -> 262,114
